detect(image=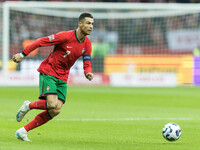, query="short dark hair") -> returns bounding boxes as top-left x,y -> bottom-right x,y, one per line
79,13 -> 93,22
